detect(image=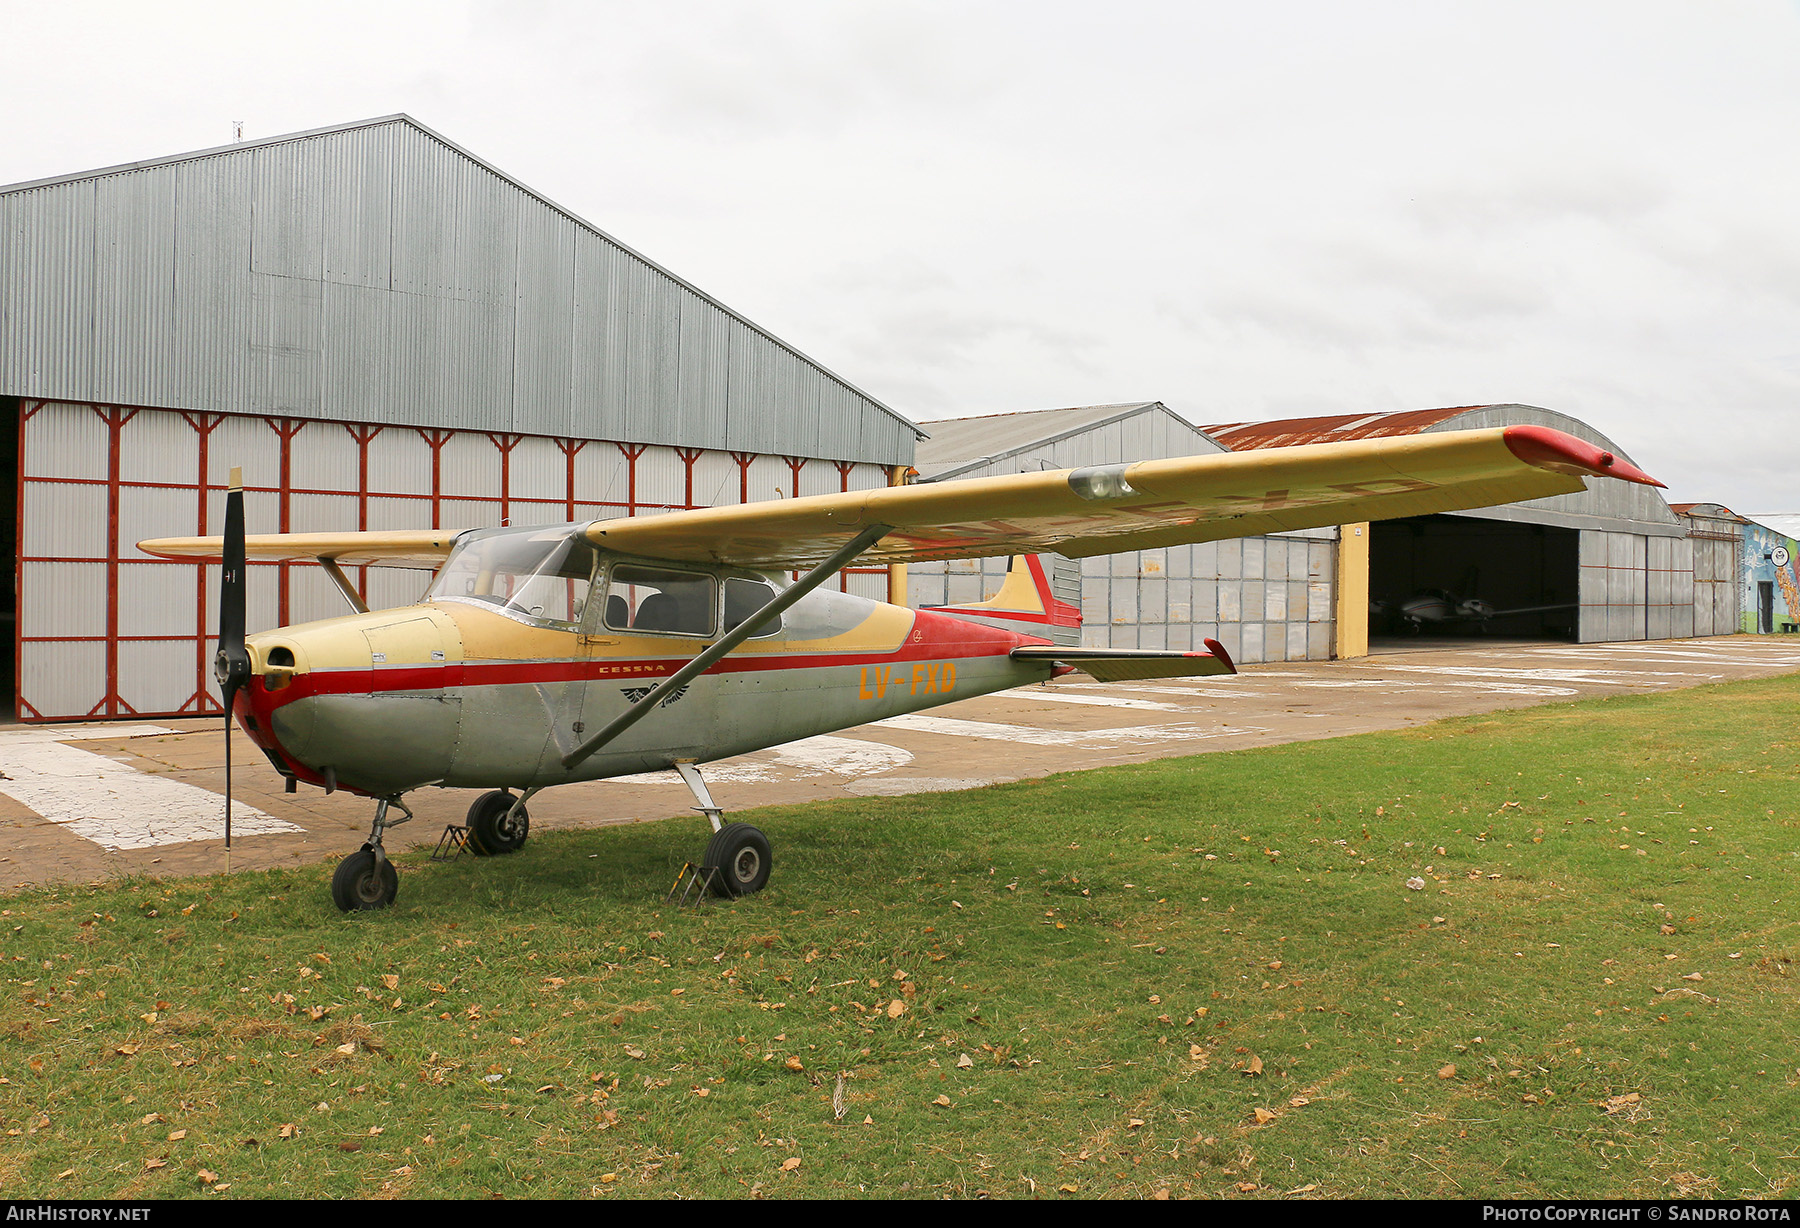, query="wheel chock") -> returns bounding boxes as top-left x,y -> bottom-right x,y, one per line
666,861 -> 721,907
432,824 -> 472,862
